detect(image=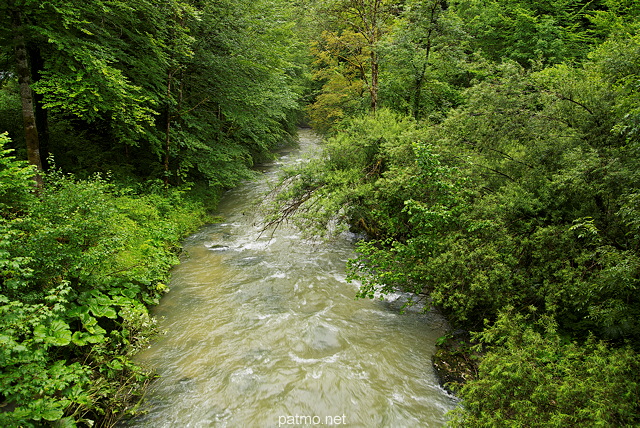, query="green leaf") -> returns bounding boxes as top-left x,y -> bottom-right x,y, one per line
34,319 -> 72,346
71,330 -> 105,346
31,398 -> 66,422
88,303 -> 117,319
40,406 -> 65,422
56,416 -> 79,428
46,320 -> 72,346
